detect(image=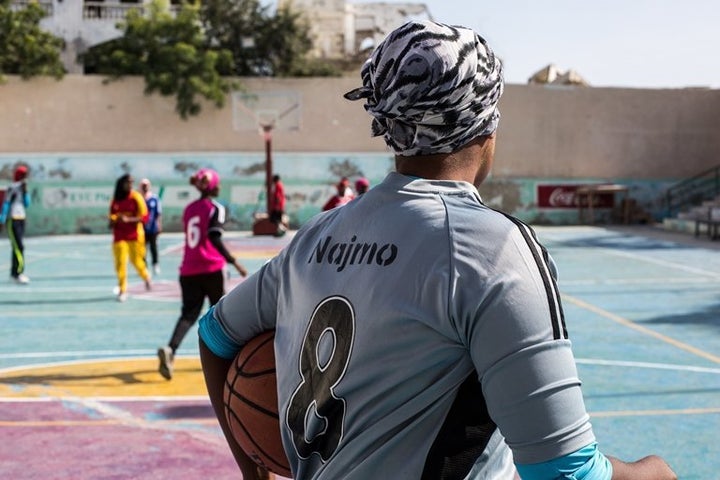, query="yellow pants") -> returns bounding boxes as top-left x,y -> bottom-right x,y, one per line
113,240 -> 150,294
